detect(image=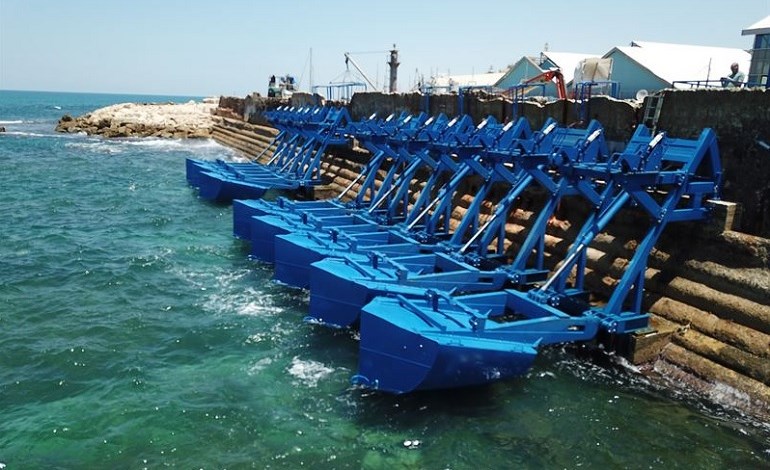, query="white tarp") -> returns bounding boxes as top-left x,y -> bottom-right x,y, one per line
573,58 -> 614,83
